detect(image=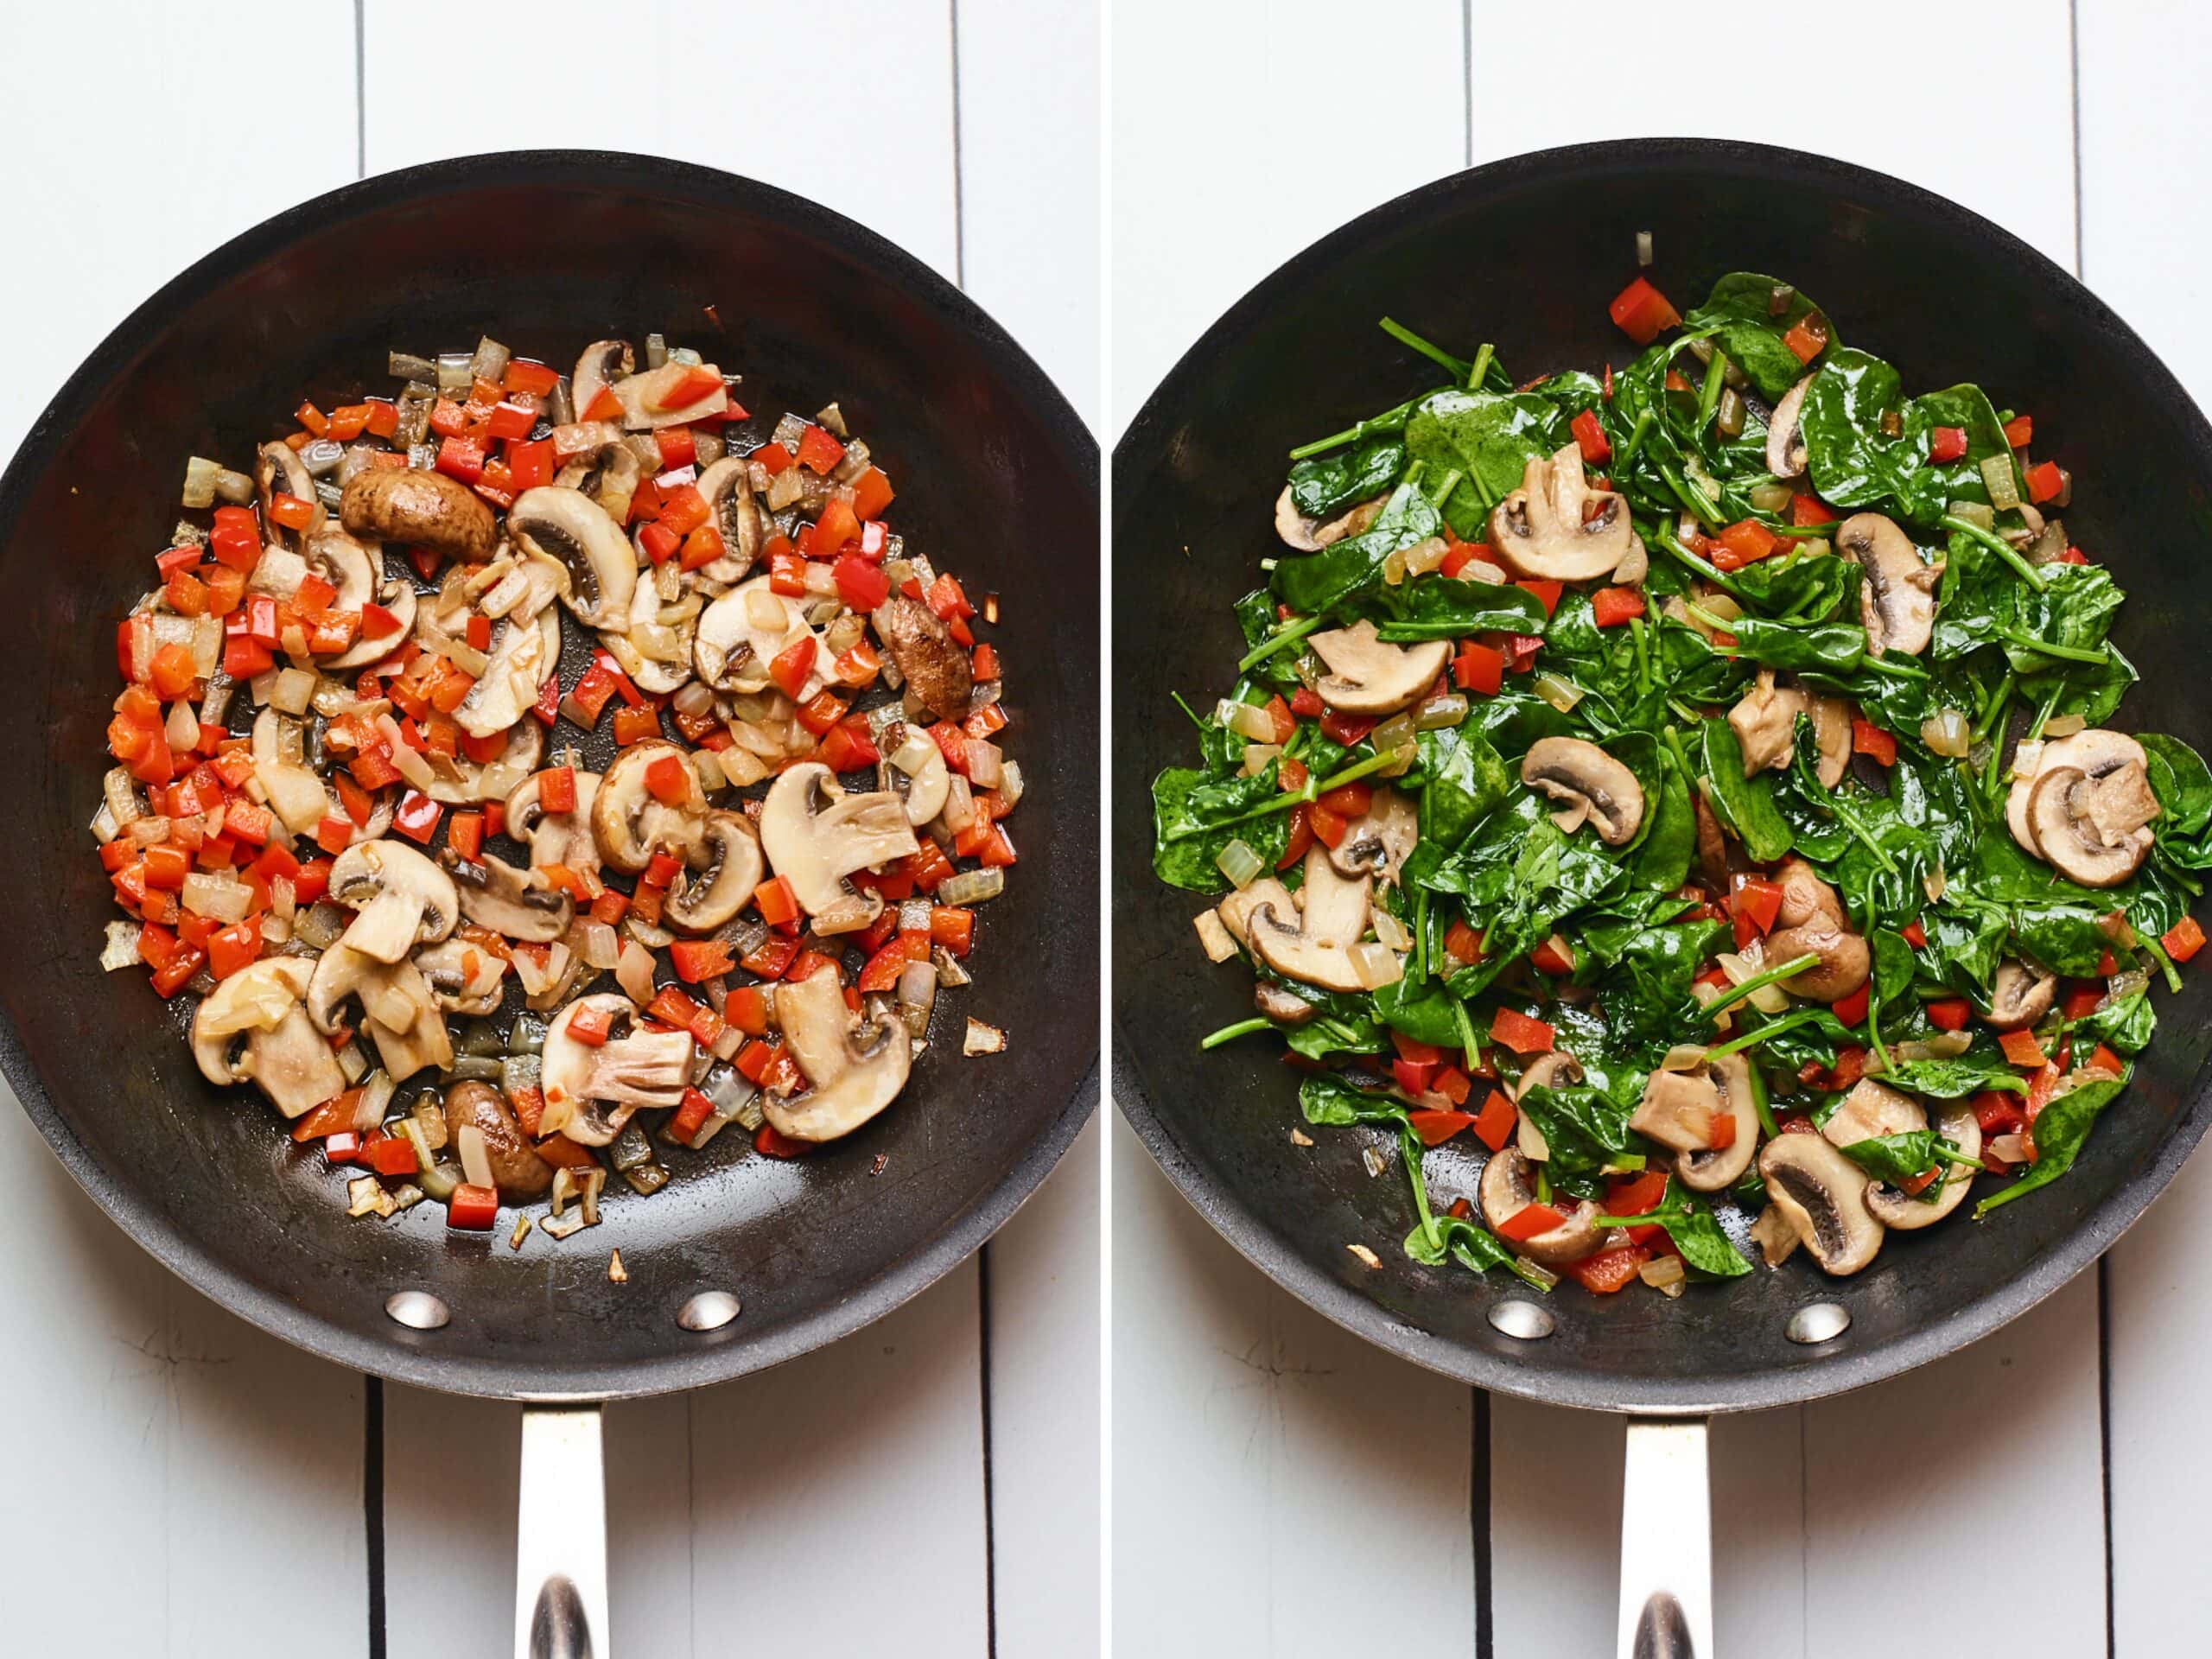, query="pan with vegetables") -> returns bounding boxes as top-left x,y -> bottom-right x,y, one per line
0,152 -> 1096,1652
1114,139 -> 2212,1657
